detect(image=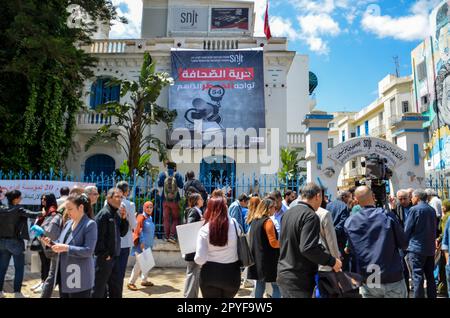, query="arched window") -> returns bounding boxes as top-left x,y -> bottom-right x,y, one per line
84,154 -> 116,178
89,77 -> 120,109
